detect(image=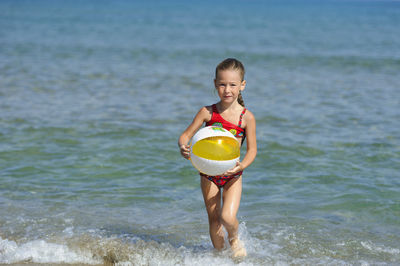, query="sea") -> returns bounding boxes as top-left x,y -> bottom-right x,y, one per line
1,0 -> 399,265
